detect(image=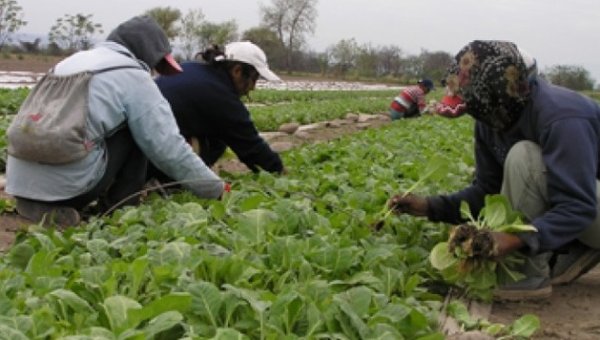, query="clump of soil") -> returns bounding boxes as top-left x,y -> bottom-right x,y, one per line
448,224 -> 495,258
